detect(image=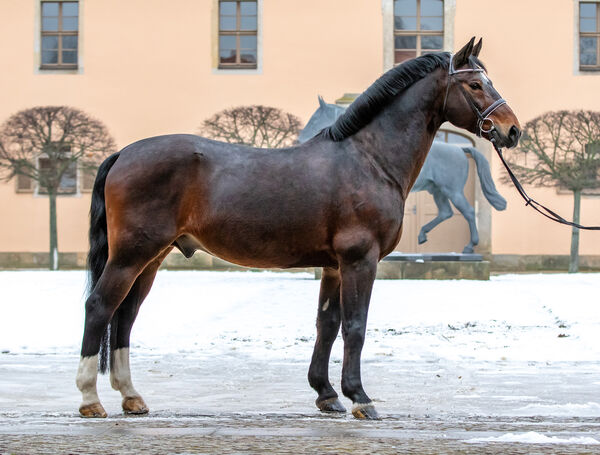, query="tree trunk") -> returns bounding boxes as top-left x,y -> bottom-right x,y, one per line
568,189 -> 581,273
48,191 -> 59,270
